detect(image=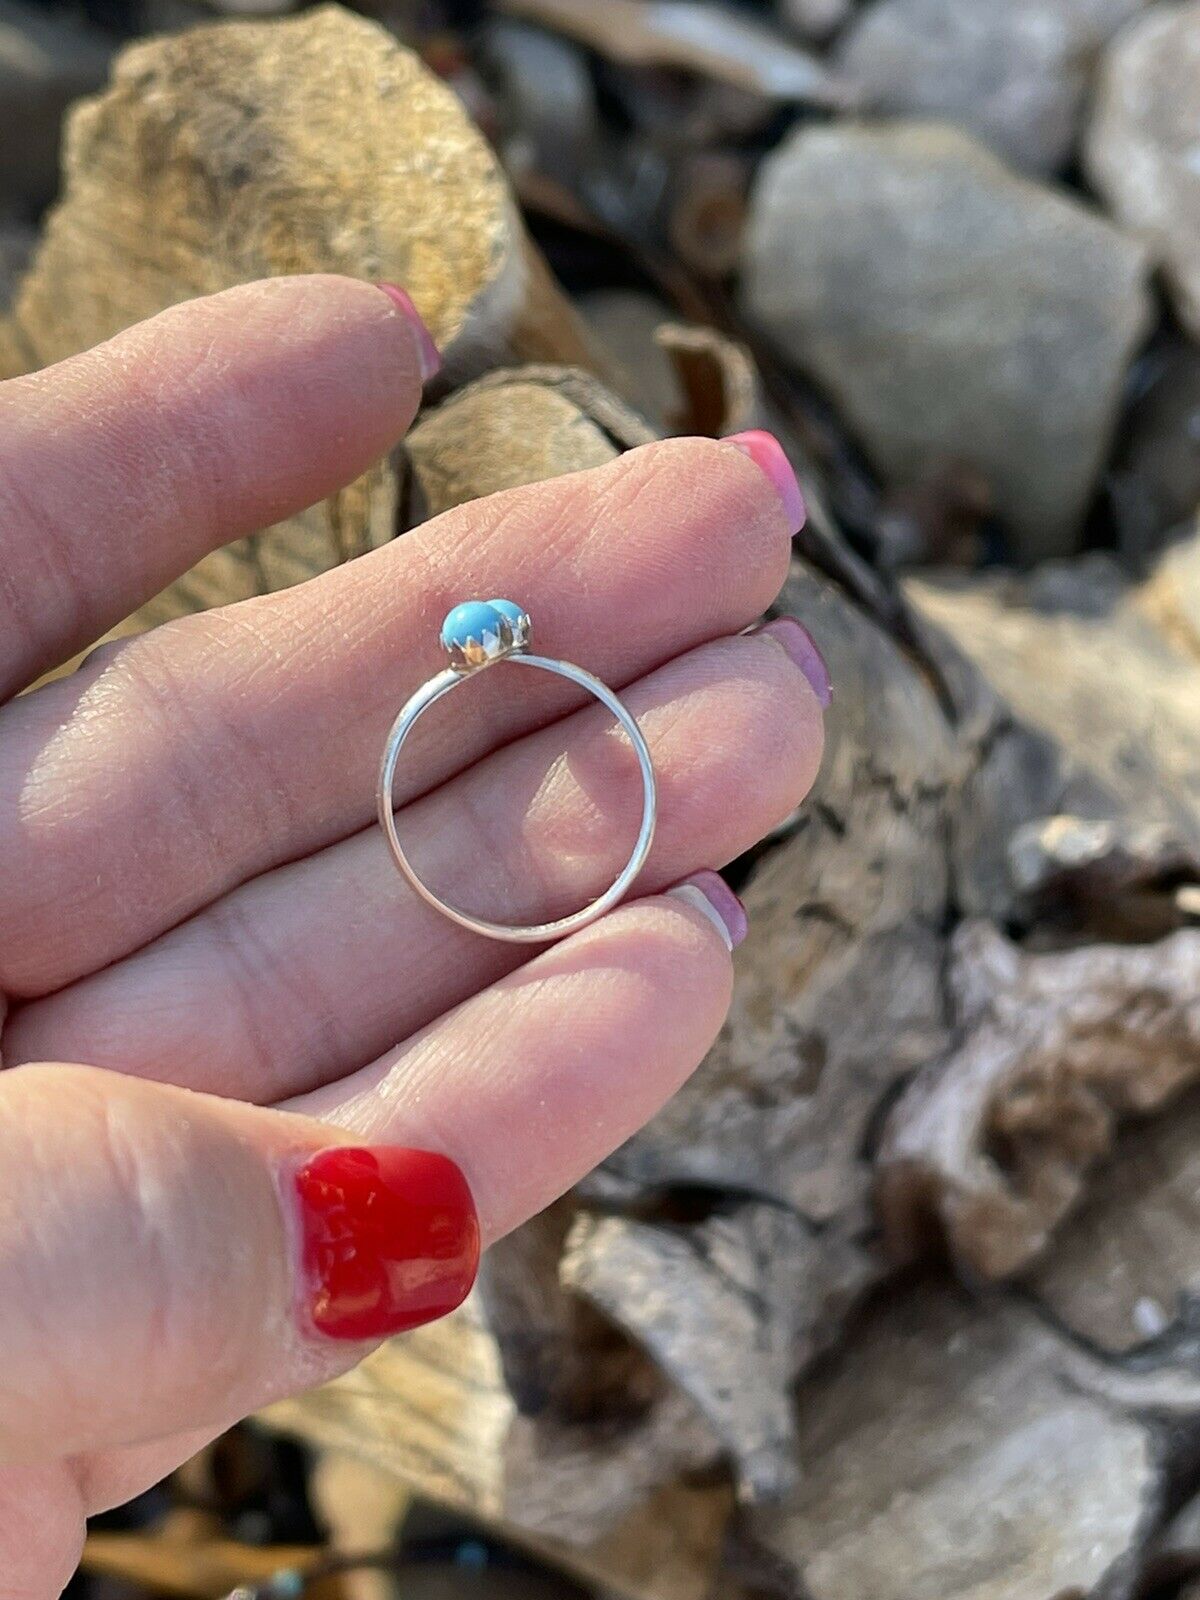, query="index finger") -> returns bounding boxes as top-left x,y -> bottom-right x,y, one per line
0,274 -> 435,698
